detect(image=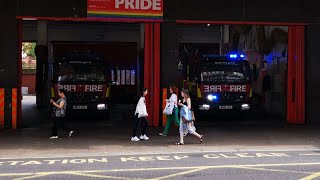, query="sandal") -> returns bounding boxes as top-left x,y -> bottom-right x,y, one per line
199,135 -> 203,143
175,142 -> 184,145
